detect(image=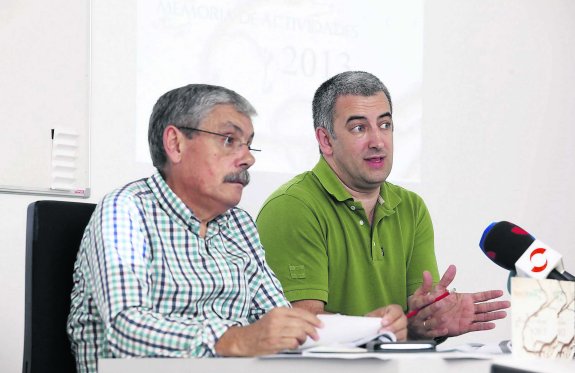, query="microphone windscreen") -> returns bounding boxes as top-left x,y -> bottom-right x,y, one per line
479,221 -> 535,271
